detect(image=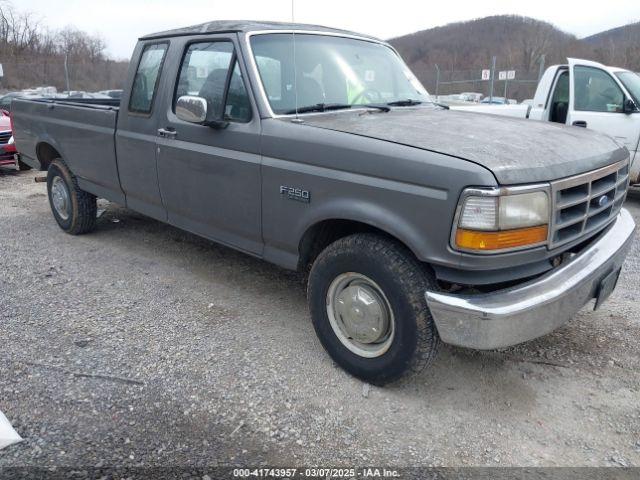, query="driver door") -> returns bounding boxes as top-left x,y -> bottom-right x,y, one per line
155,35 -> 262,255
567,58 -> 638,153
